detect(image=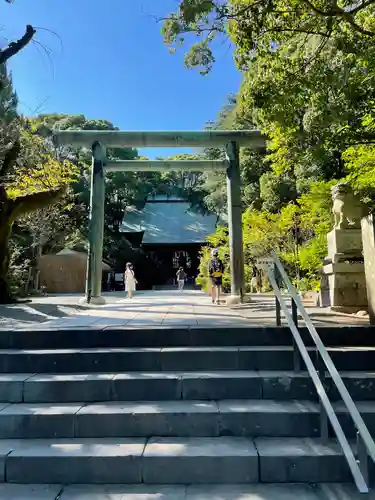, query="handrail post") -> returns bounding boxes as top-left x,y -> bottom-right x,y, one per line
276,297 -> 281,326
291,298 -> 300,371
357,431 -> 369,486
317,354 -> 329,441
275,265 -> 281,326
292,298 -> 298,327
